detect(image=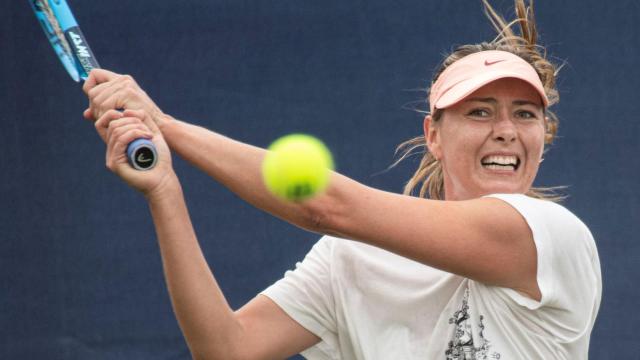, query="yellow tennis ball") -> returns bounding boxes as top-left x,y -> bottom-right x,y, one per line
262,134 -> 334,201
